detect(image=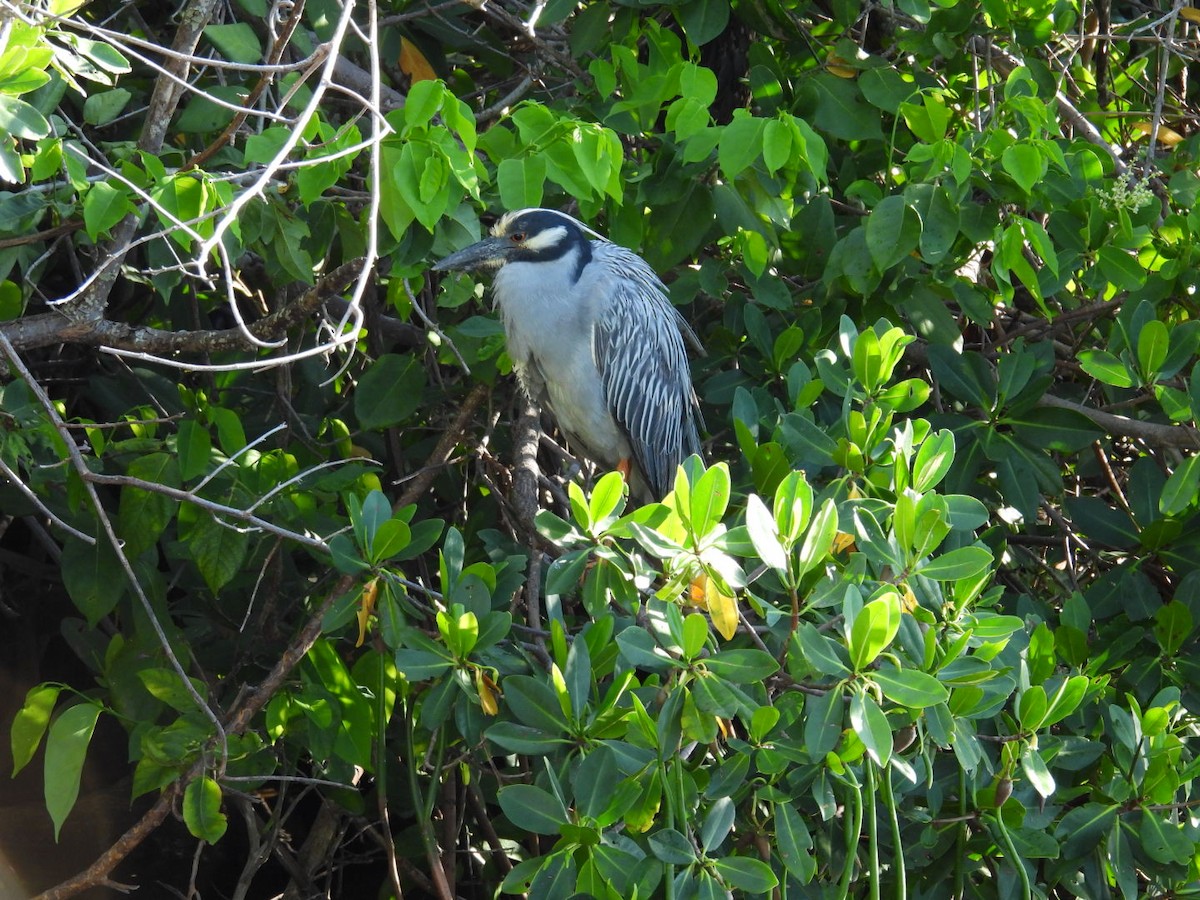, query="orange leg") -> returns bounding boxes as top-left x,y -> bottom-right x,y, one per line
616,458 -> 632,483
